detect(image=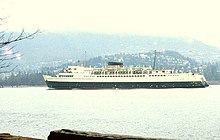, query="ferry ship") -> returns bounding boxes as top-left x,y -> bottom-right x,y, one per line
43,62 -> 209,89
